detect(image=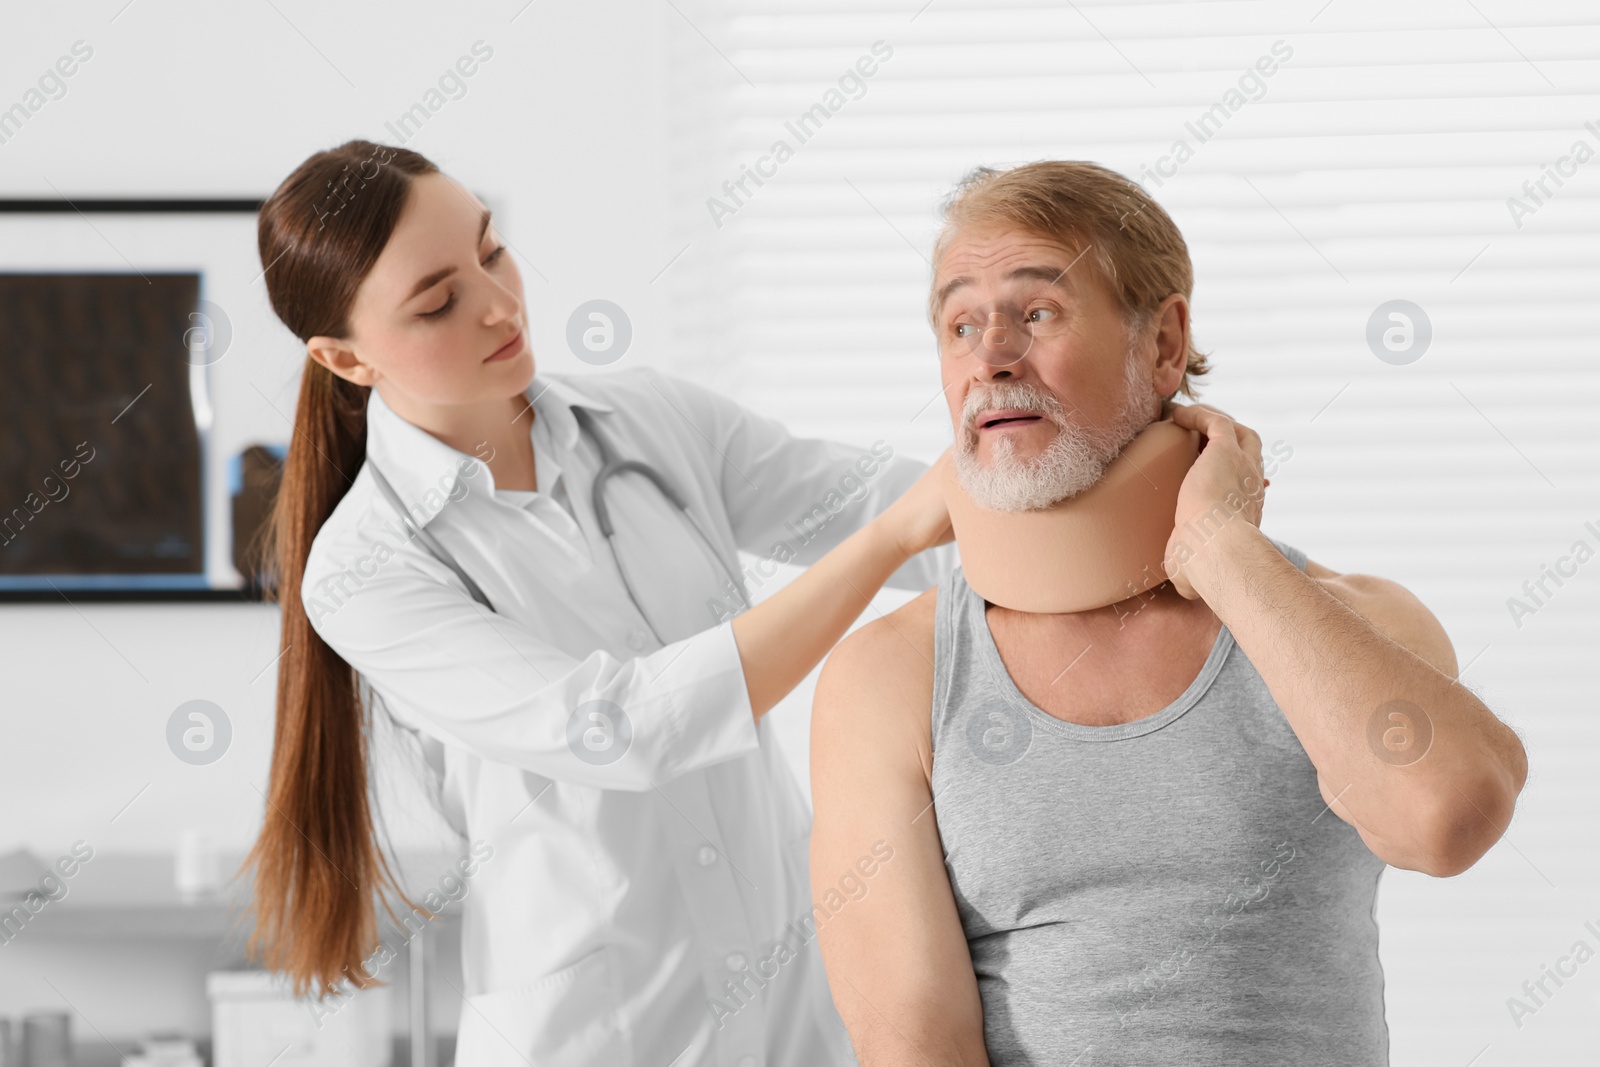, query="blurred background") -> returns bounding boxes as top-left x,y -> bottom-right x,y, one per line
1,0 -> 1596,1064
